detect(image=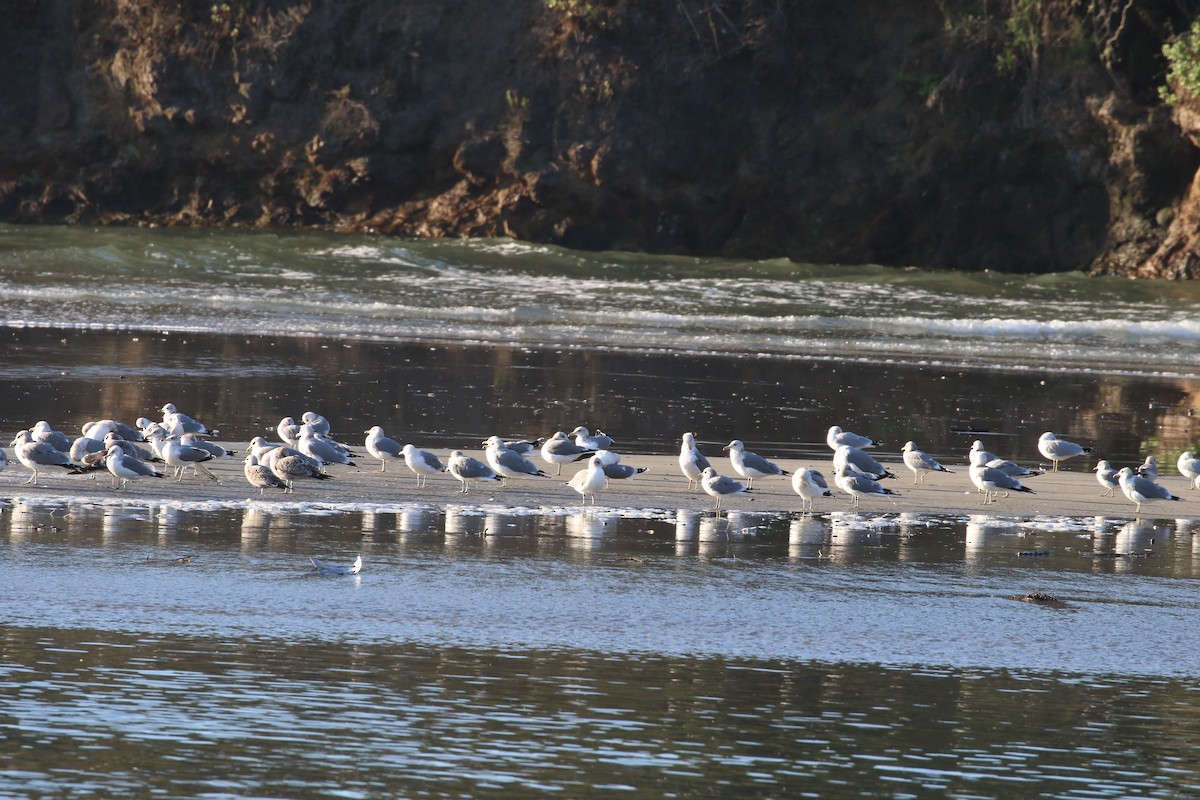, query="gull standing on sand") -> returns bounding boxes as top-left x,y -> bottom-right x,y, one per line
70,435 -> 107,465
1094,460 -> 1120,497
969,463 -> 1035,504
244,454 -> 286,495
1038,432 -> 1093,472
968,440 -> 1044,479
270,454 -> 333,493
827,425 -> 881,450
699,467 -> 751,513
298,426 -> 356,470
363,426 -> 403,471
401,443 -> 445,487
601,461 -> 648,482
568,454 -> 608,506
484,435 -> 548,480
833,464 -> 898,507
679,432 -> 712,491
571,426 -> 613,450
105,445 -> 164,489
540,431 -> 595,475
11,431 -> 81,485
792,468 -> 832,511
1116,466 -> 1181,513
724,440 -> 788,489
447,450 -> 502,494
181,433 -> 235,459
160,436 -> 220,482
833,445 -> 896,481
901,441 -> 954,484
1178,451 -> 1200,487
